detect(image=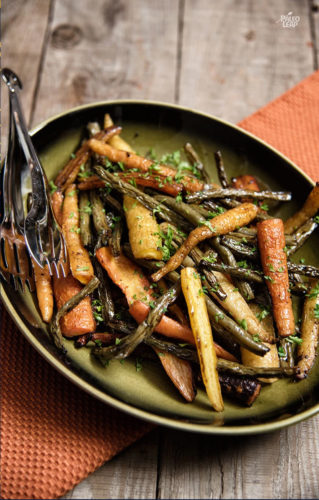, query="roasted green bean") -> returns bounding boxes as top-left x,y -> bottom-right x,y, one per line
214,150 -> 229,188
79,191 -> 92,247
93,281 -> 181,361
184,142 -> 210,183
94,261 -> 115,323
200,260 -> 264,283
212,237 -> 255,300
187,187 -> 292,203
90,190 -> 112,245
